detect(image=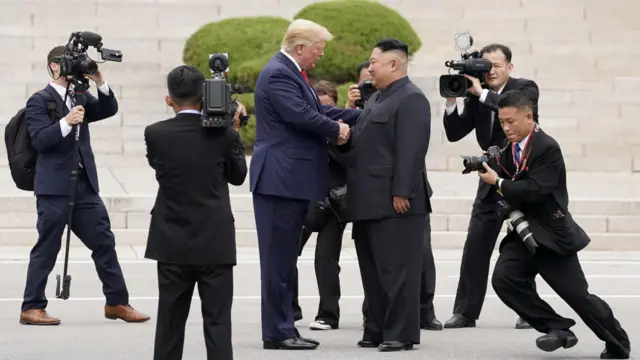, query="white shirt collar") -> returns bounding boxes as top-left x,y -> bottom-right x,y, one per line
177,109 -> 201,115
49,81 -> 70,100
280,49 -> 302,72
496,82 -> 507,94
